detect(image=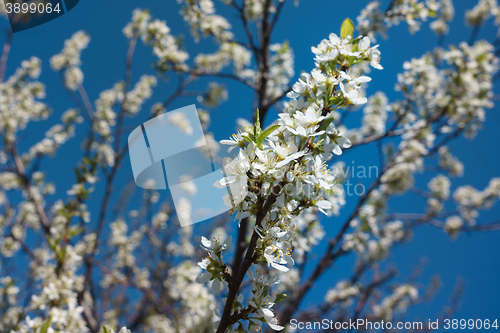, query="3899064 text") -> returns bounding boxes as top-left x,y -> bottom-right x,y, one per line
444,319 -> 498,329
4,2 -> 62,14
